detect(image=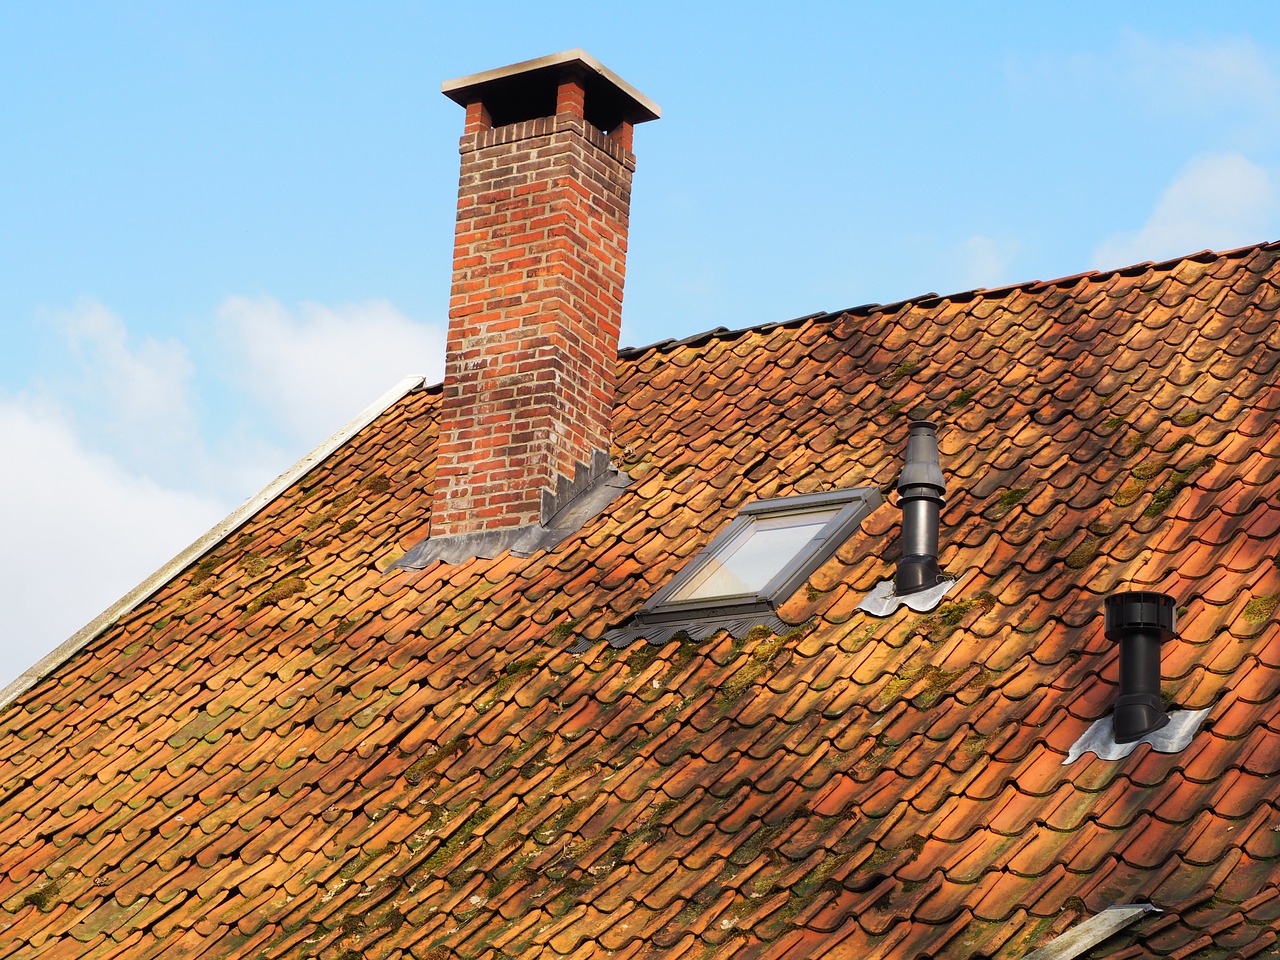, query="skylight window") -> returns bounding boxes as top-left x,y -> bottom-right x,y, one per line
663,506 -> 849,604
605,487 -> 881,646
